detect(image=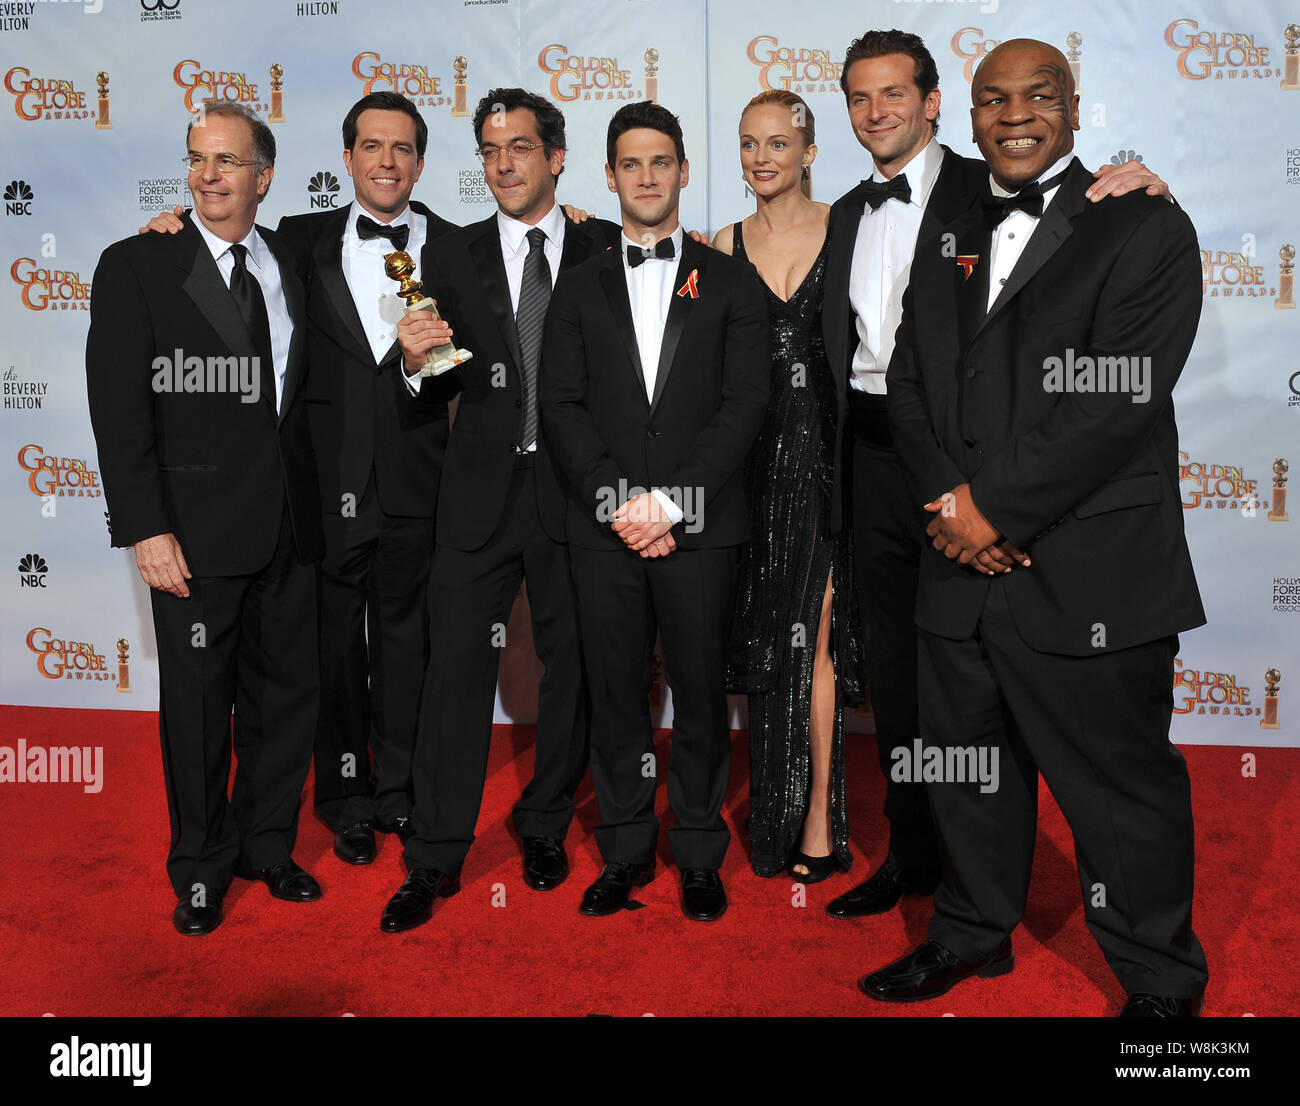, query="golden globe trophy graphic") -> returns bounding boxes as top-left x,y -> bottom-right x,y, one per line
452,55 -> 469,118
1277,244 -> 1295,309
268,63 -> 285,123
1066,31 -> 1083,96
384,251 -> 473,375
1269,458 -> 1290,521
1282,24 -> 1299,90
95,71 -> 111,130
115,638 -> 132,694
1260,668 -> 1281,730
644,48 -> 659,104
